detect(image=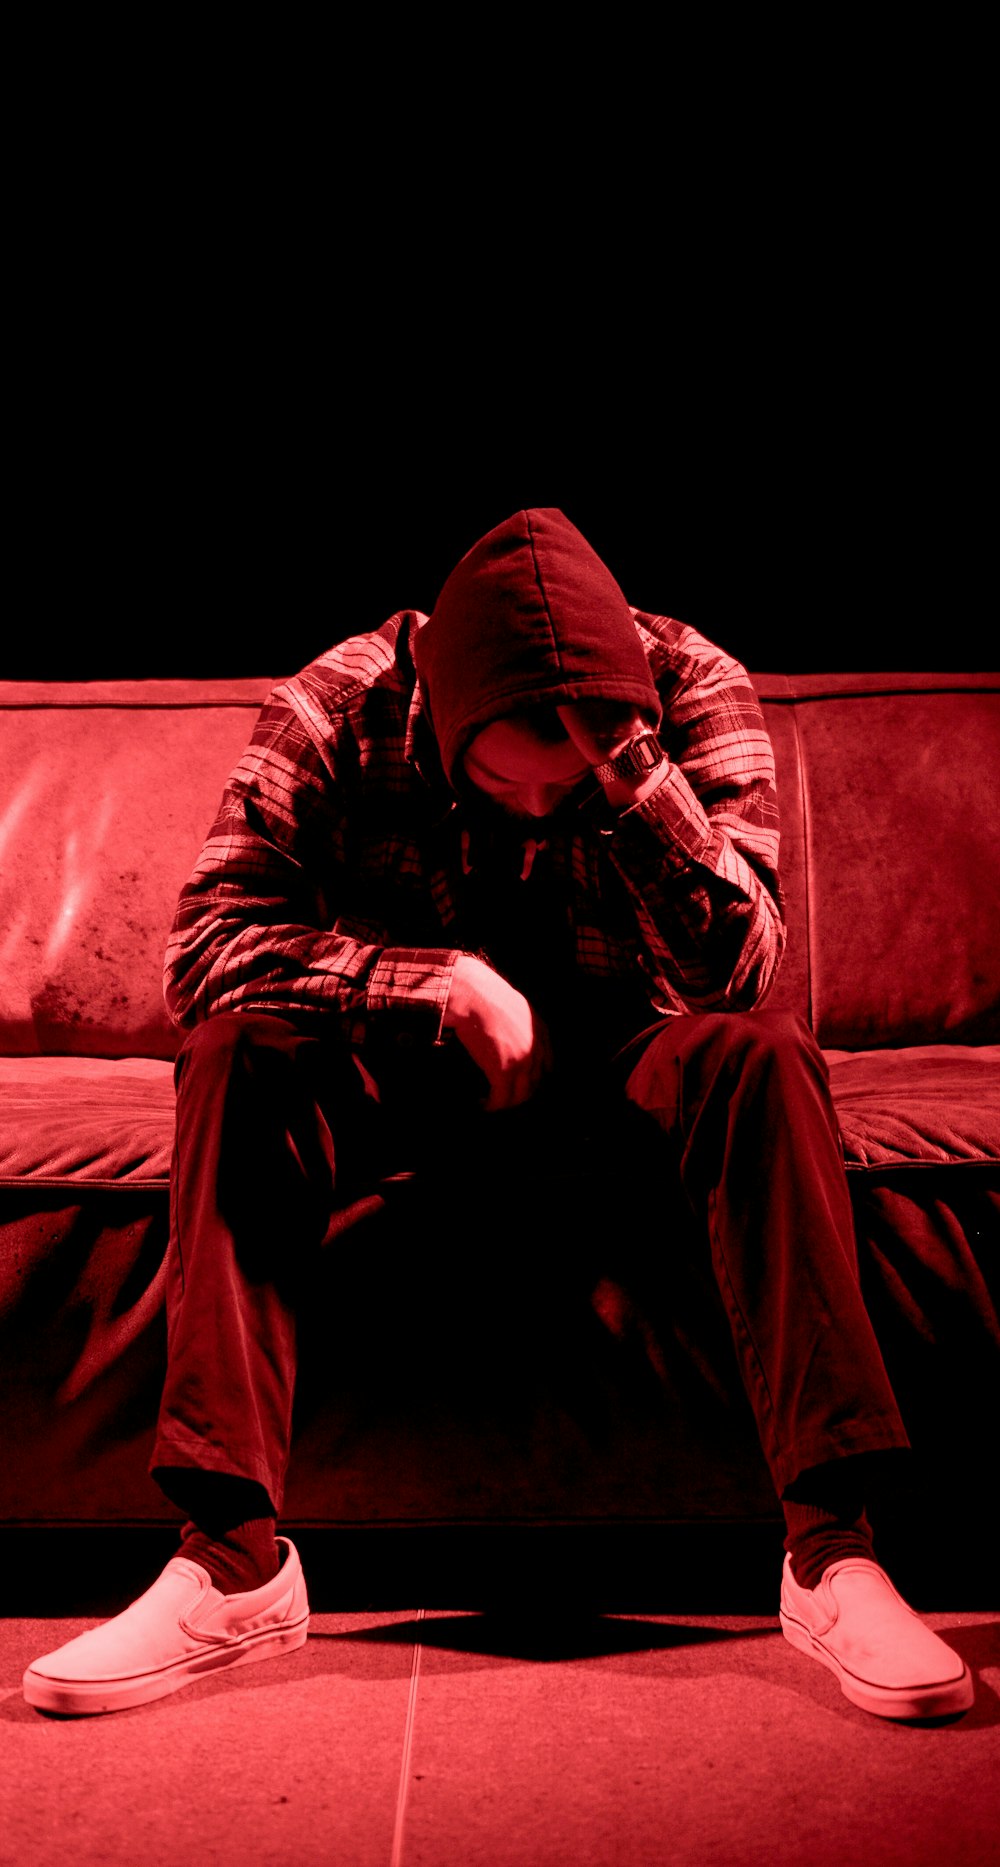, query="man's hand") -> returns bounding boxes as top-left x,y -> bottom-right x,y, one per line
443,954 -> 553,1111
556,701 -> 650,768
556,702 -> 668,807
